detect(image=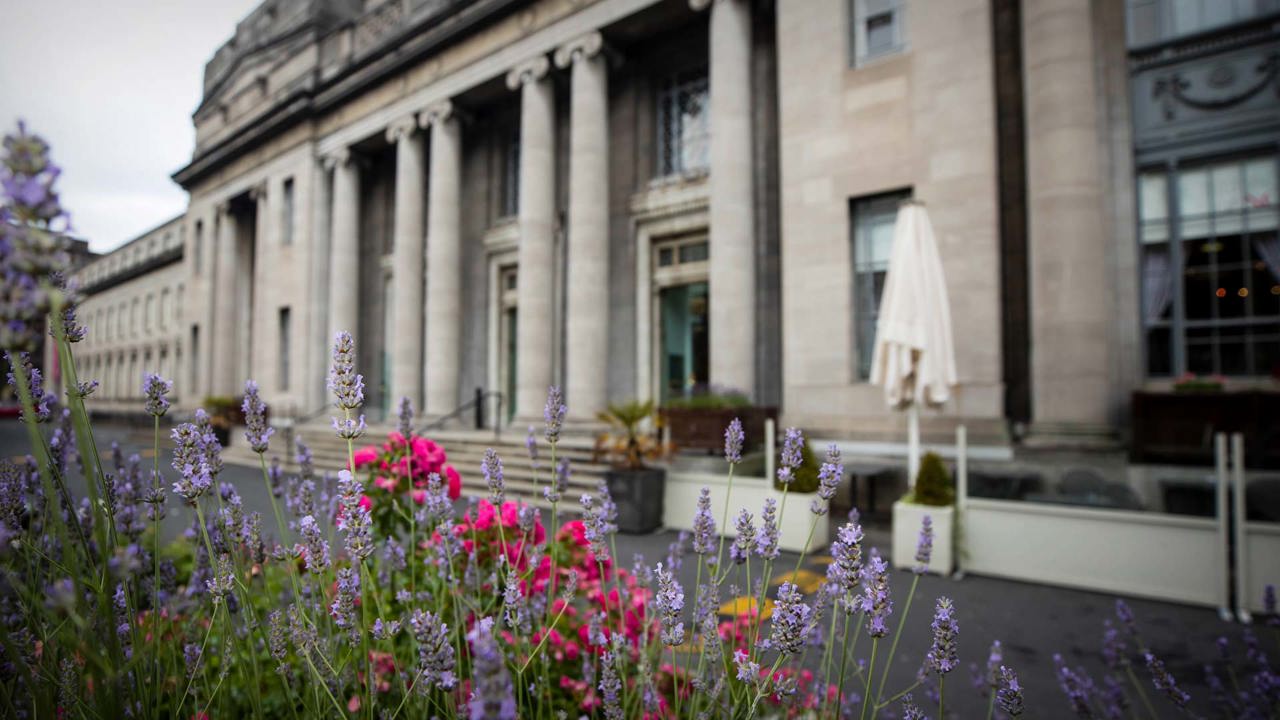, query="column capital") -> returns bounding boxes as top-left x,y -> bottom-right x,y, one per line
689,0 -> 737,10
214,199 -> 232,216
417,99 -> 455,128
385,114 -> 419,144
553,31 -> 604,68
322,147 -> 352,171
505,55 -> 550,90
248,180 -> 268,201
